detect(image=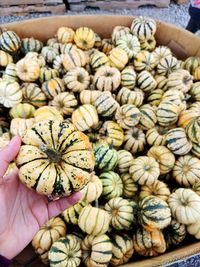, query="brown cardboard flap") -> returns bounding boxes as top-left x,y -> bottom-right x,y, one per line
167,39 -> 188,59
